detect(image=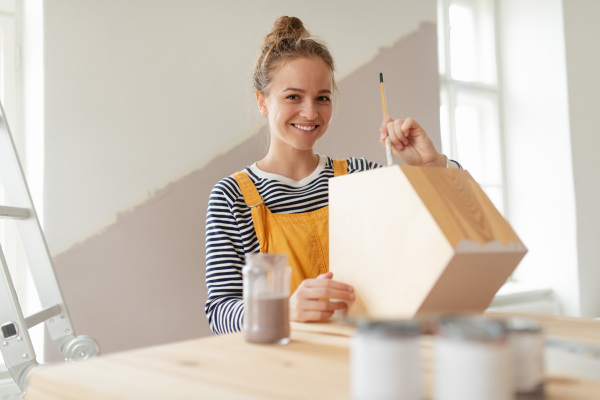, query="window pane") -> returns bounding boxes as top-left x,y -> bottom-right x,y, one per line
449,2 -> 476,81
449,0 -> 497,84
454,89 -> 502,186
